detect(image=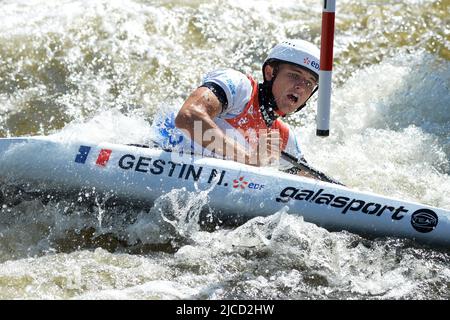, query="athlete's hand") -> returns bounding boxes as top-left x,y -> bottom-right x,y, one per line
245,130 -> 280,167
